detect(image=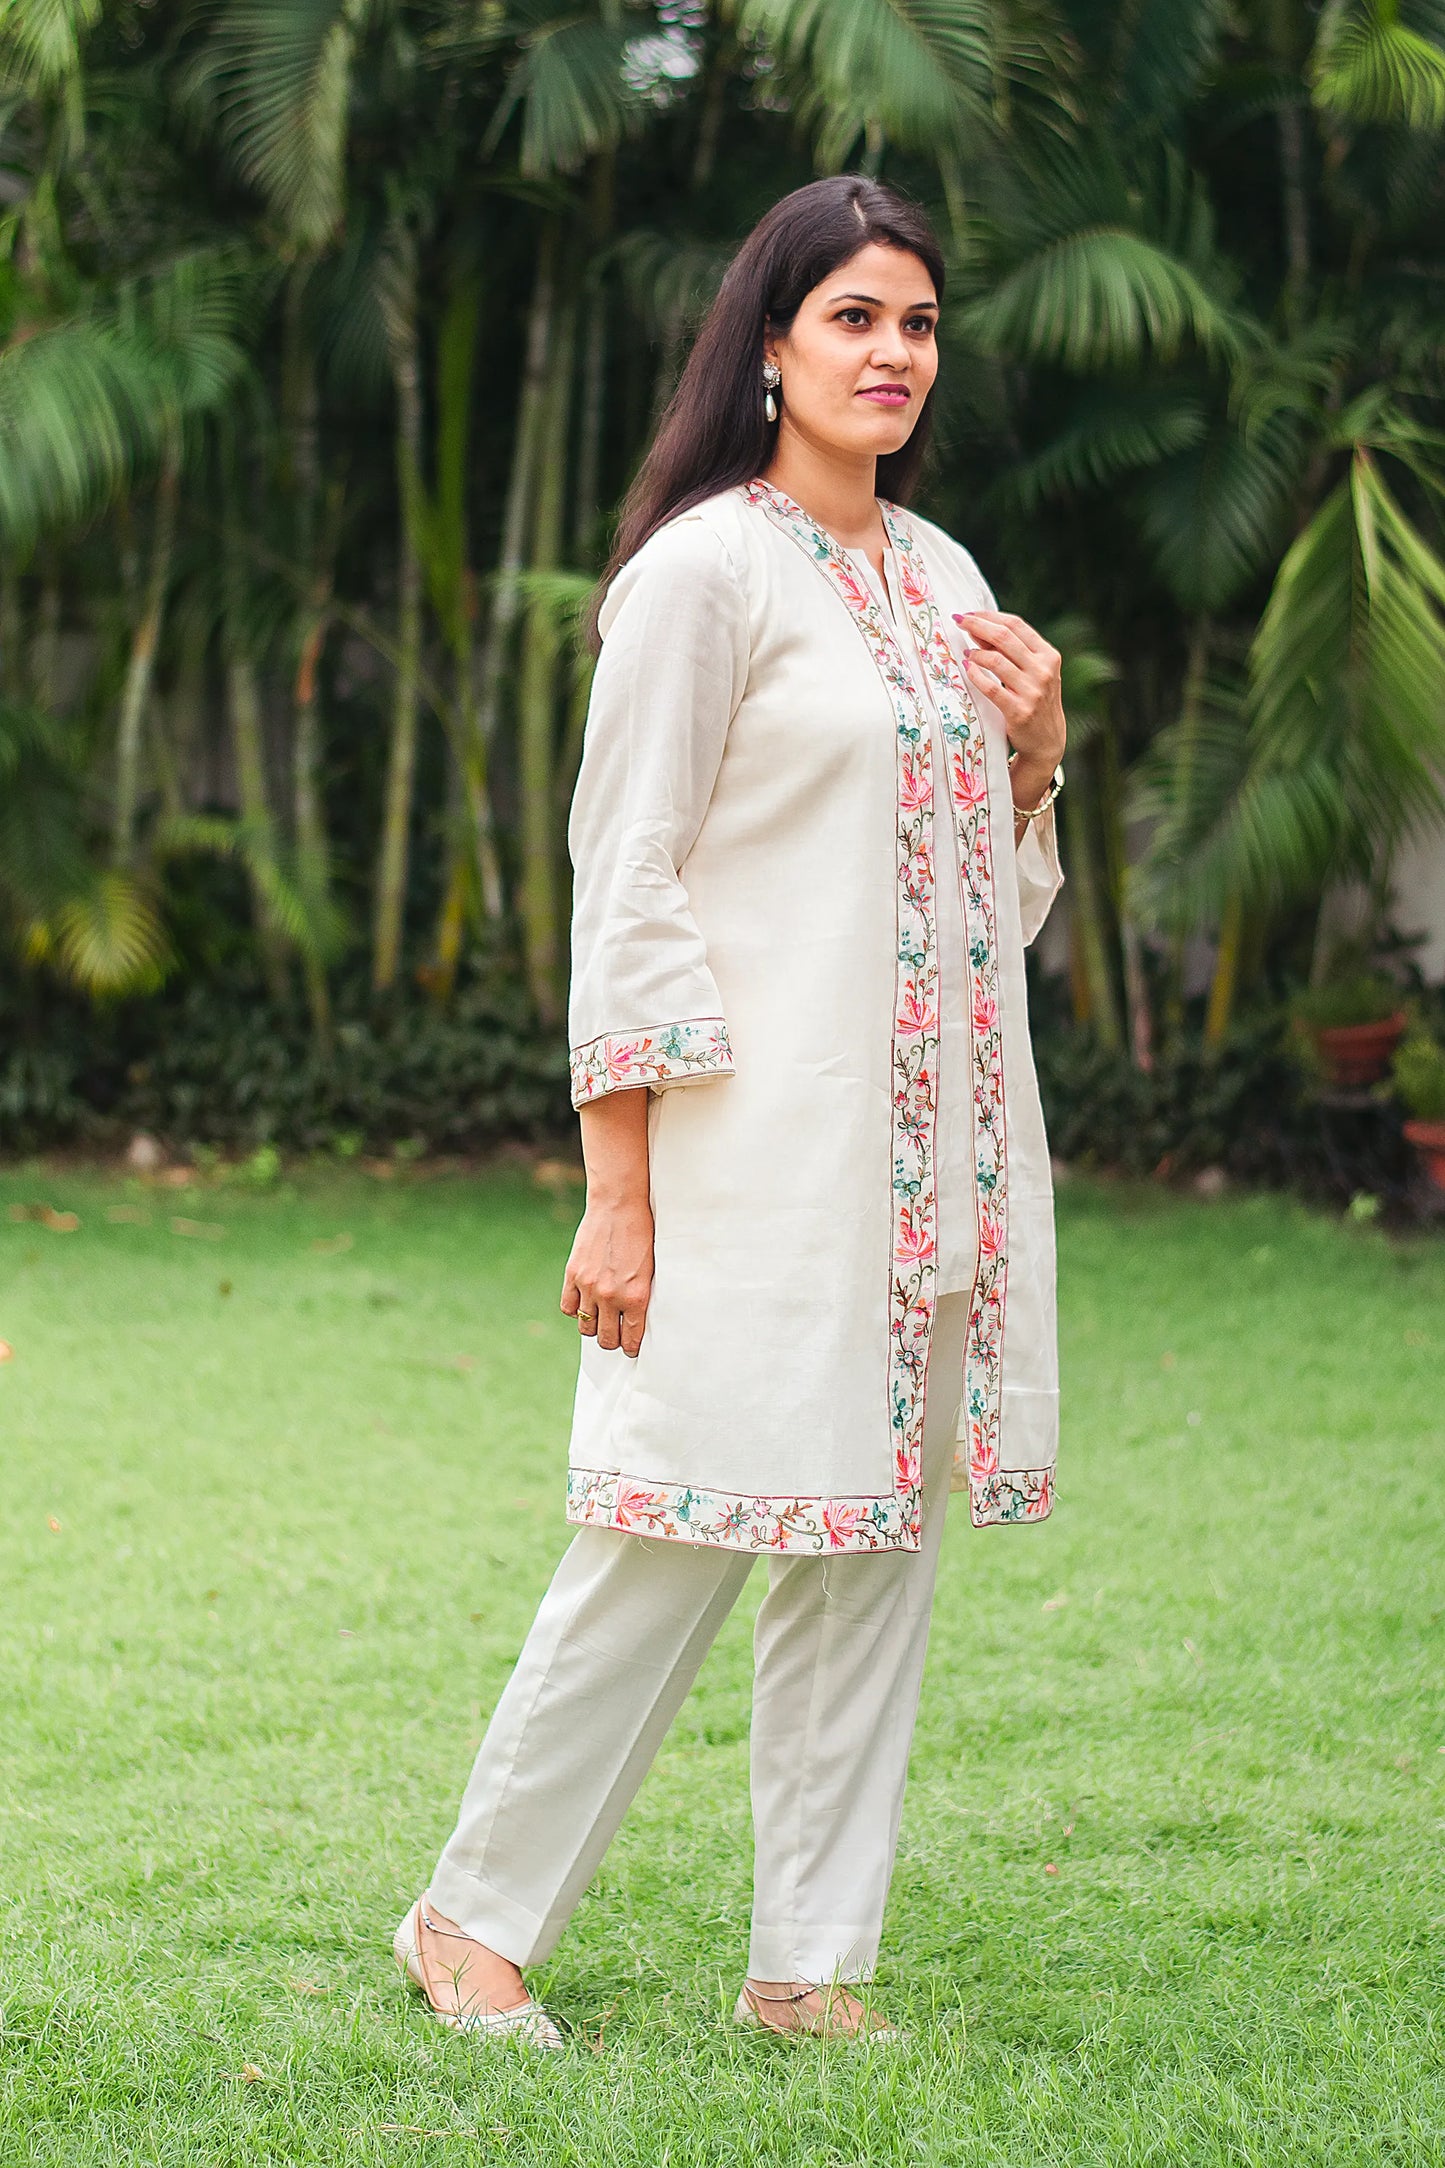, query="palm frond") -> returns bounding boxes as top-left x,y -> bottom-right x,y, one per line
1172,453 -> 1445,917
963,227 -> 1239,369
1129,689 -> 1257,928
155,813 -> 349,964
1006,386 -> 1207,508
484,12 -> 642,178
611,228 -> 730,338
1047,609 -> 1118,752
1133,405 -> 1309,612
50,873 -> 171,995
0,248 -> 249,548
1110,0 -> 1232,135
0,0 -> 99,89
187,0 -> 371,249
1311,0 -> 1445,128
962,140 -> 1240,369
0,704 -> 170,994
727,0 -> 997,156
515,567 -> 599,643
